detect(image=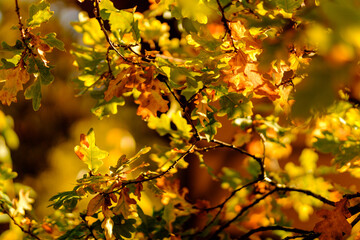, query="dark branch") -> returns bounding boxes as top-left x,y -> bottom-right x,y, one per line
275,186 -> 336,206
200,136 -> 264,171
211,189 -> 276,237
93,0 -> 132,64
158,74 -> 201,140
123,143 -> 196,186
239,225 -> 314,240
216,0 -> 237,51
344,192 -> 360,199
